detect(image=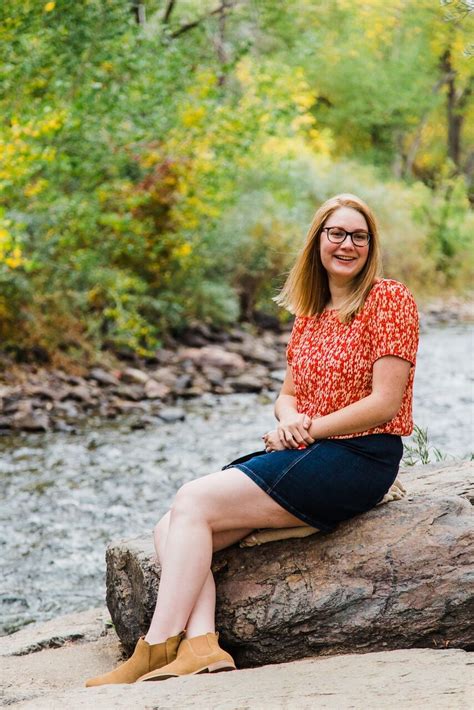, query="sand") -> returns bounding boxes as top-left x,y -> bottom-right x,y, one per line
1,608 -> 472,709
